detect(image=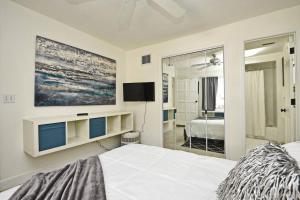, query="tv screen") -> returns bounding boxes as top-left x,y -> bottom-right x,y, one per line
123,82 -> 155,102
